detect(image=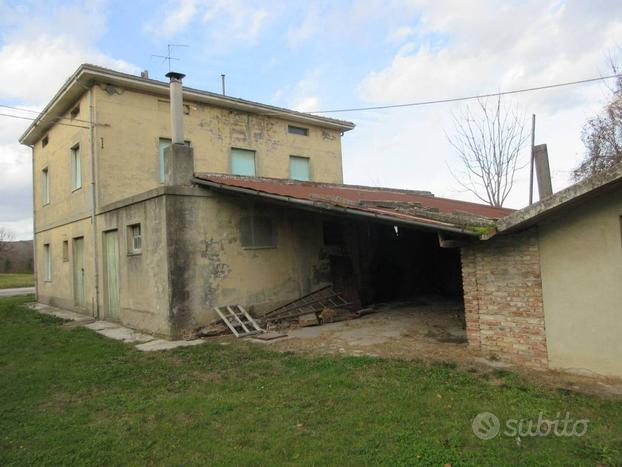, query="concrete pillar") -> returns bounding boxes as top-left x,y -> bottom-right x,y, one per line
534,144 -> 553,200
164,144 -> 194,186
